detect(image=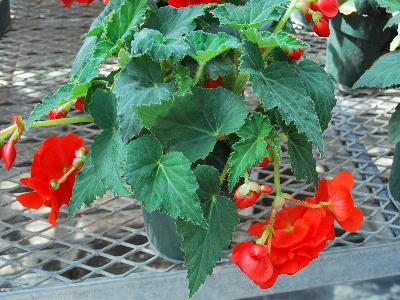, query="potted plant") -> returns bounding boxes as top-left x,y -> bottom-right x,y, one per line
353,1 -> 400,203
0,0 -> 11,36
0,0 -> 364,296
323,0 -> 397,88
